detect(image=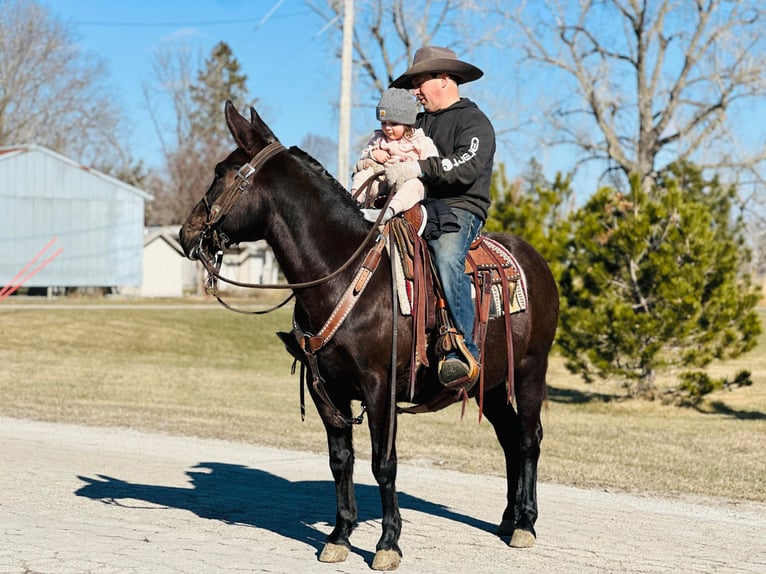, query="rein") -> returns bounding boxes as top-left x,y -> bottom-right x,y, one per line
197,164 -> 389,292
195,144 -> 396,430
